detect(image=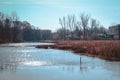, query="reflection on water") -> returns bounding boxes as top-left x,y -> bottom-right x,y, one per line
103,61 -> 120,78
0,62 -> 18,72
0,42 -> 54,47
0,42 -> 120,80
22,61 -> 52,66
